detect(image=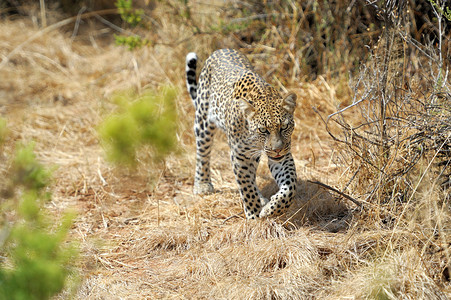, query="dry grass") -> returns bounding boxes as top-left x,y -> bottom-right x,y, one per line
1,1 -> 450,299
